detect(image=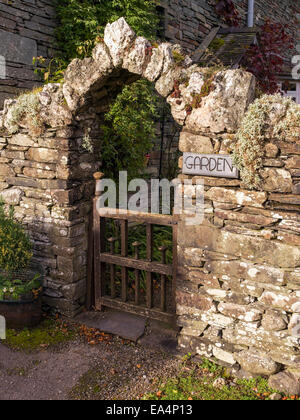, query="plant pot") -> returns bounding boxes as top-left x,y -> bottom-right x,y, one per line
0,296 -> 42,329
